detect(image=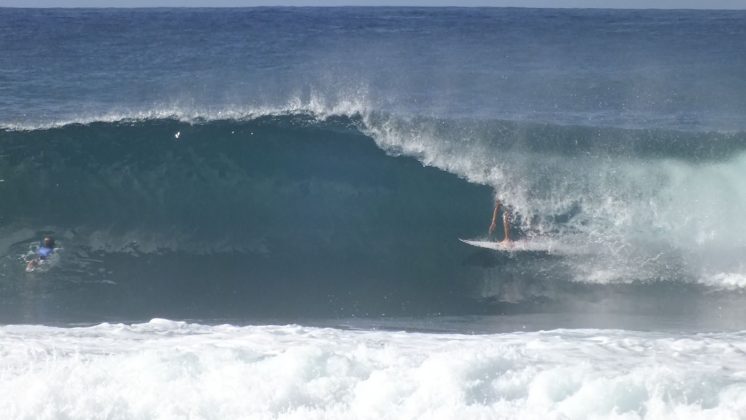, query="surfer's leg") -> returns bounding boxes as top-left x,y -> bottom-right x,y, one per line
501,208 -> 511,243
489,200 -> 501,240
